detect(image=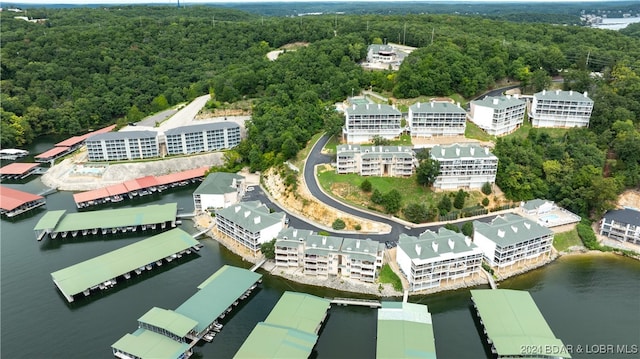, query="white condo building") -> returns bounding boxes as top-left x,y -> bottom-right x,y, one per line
599,208 -> 640,245
192,172 -> 245,212
469,95 -> 526,136
408,101 -> 467,137
86,131 -> 159,161
343,103 -> 403,144
215,201 -> 286,254
473,214 -> 554,268
530,89 -> 593,128
336,145 -> 415,177
165,122 -> 241,155
396,228 -> 483,291
430,143 -> 498,190
366,44 -> 397,63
